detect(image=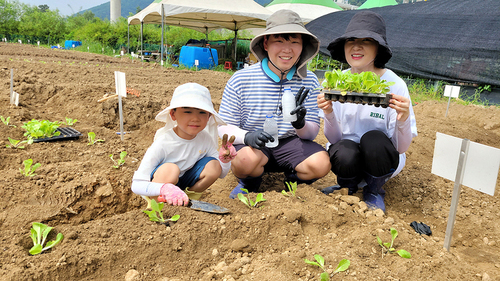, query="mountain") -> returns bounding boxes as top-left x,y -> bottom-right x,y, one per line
83,0 -> 272,20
